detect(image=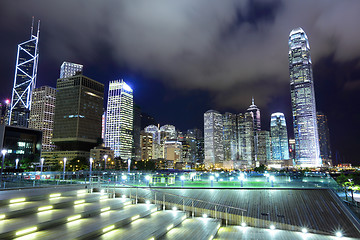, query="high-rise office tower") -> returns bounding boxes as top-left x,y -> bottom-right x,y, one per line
246,98 -> 261,162
160,125 -> 177,140
317,112 -> 332,166
105,80 -> 133,159
204,110 -> 224,168
237,112 -> 254,166
101,111 -> 106,140
29,86 -> 56,151
223,112 -> 237,161
140,131 -> 153,161
270,112 -> 290,160
59,62 -> 83,79
9,19 -> 40,127
144,125 -> 162,159
133,104 -> 141,161
257,130 -> 271,165
53,74 -> 104,152
289,27 -> 320,167
0,99 -> 10,125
